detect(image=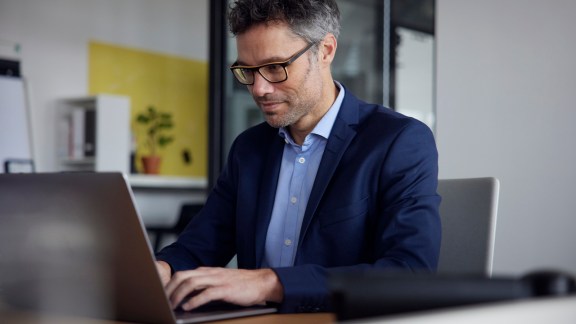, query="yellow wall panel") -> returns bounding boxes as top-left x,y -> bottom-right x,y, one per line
88,41 -> 207,177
